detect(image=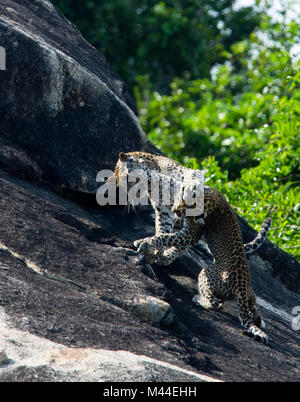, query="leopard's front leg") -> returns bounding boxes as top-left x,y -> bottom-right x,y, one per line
153,206 -> 174,235
142,205 -> 175,263
134,216 -> 201,257
158,244 -> 189,265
